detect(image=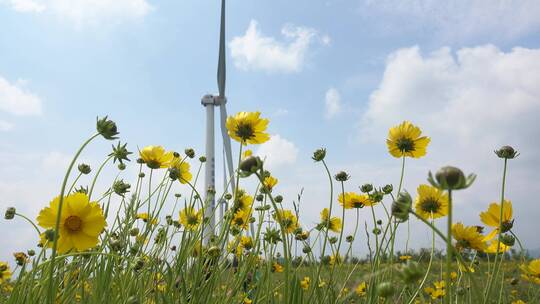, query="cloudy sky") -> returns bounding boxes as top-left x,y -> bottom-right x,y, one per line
1,0 -> 540,262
